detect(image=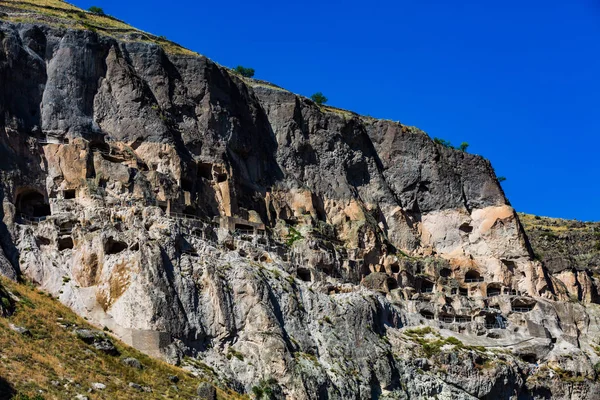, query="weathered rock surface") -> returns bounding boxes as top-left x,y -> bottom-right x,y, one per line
0,2 -> 599,399
520,213 -> 600,303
